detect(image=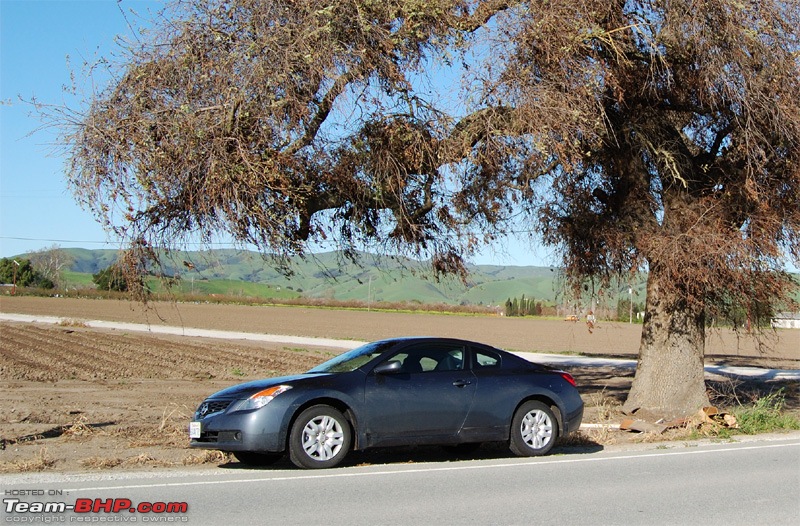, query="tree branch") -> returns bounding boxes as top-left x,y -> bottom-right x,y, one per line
285,65 -> 367,156
455,0 -> 519,33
